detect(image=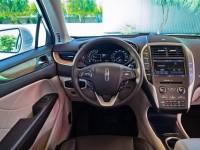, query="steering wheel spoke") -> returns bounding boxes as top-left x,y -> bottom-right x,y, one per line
94,92 -> 119,107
